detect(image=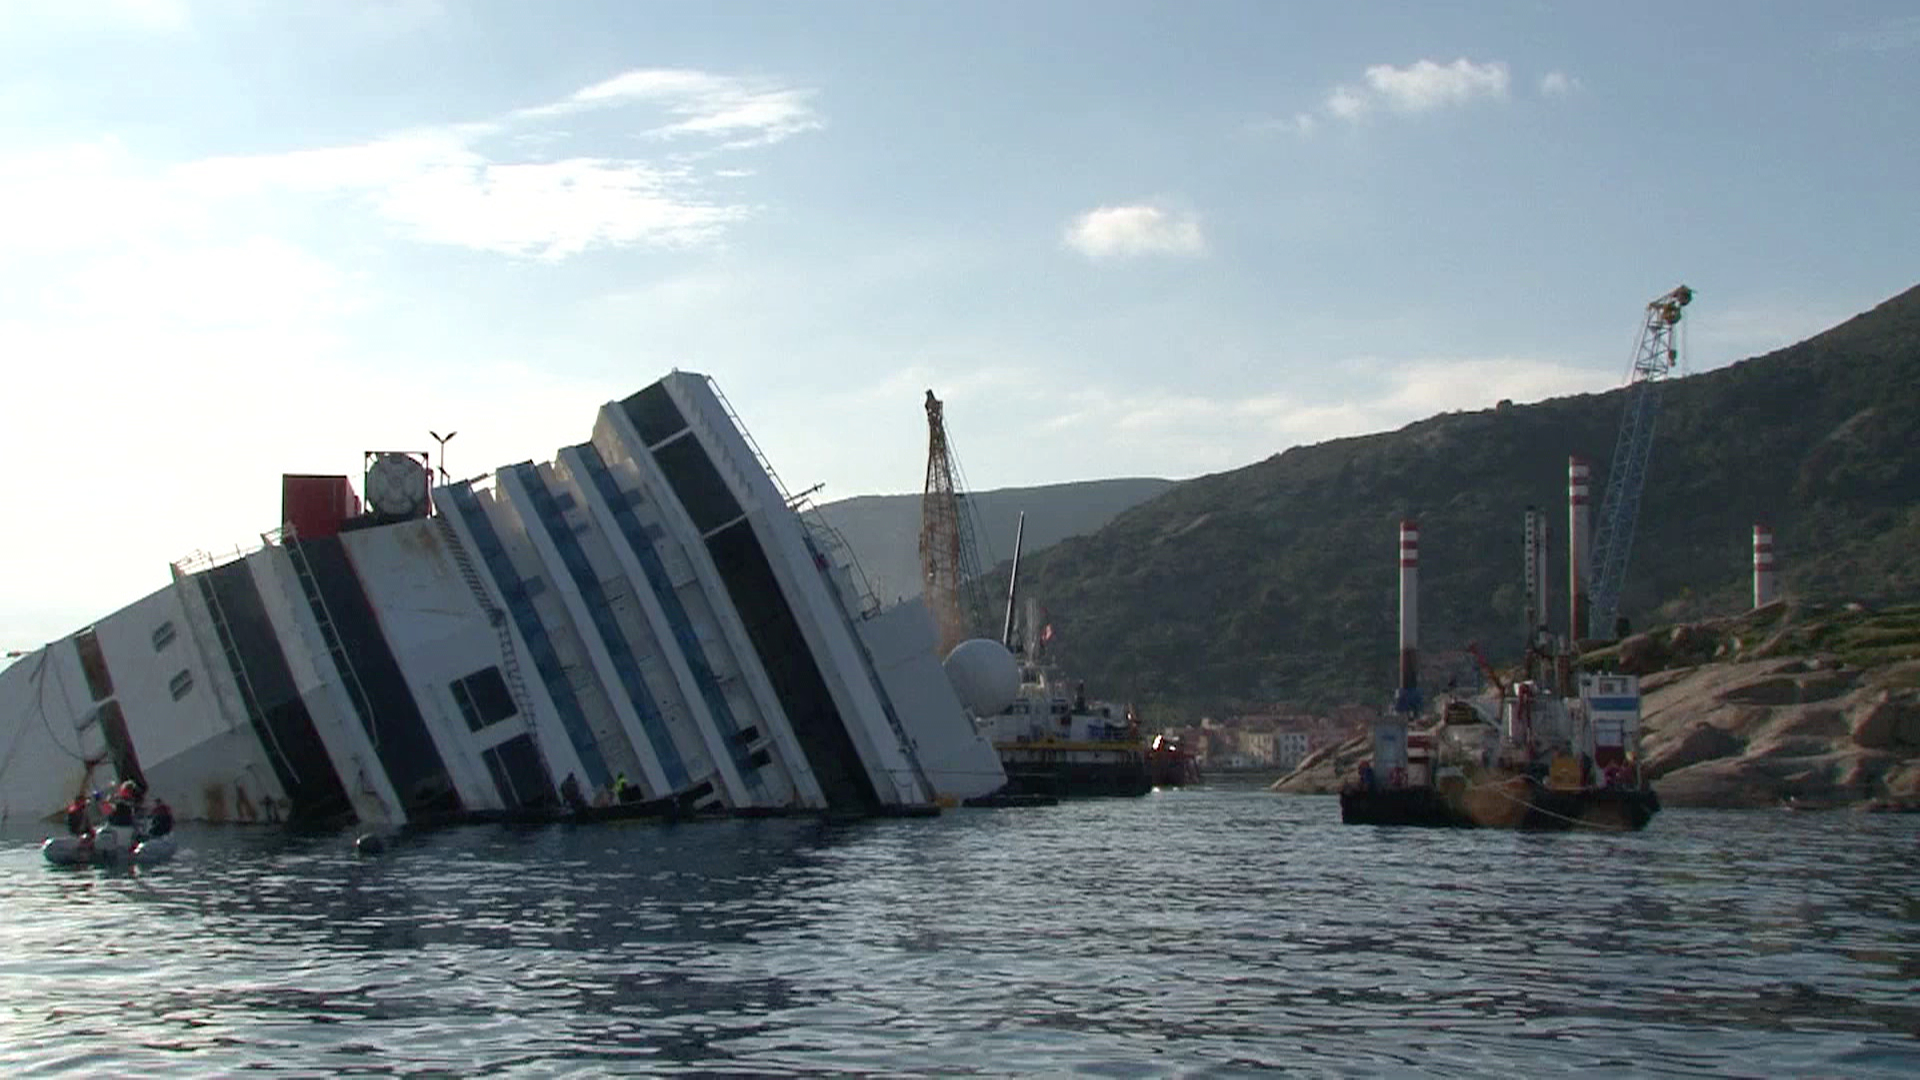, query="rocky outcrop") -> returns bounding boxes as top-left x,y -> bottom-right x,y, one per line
1269,734 -> 1369,795
1642,721 -> 1743,778
1630,618 -> 1920,808
1270,601 -> 1920,808
1851,690 -> 1920,750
